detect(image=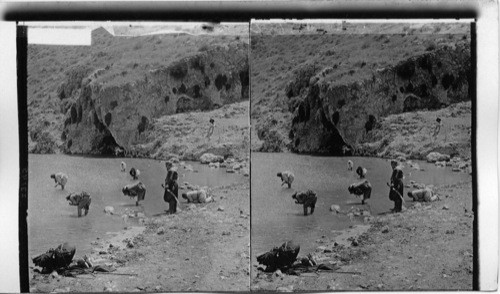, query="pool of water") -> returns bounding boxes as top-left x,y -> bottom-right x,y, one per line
28,154 -> 245,258
251,152 -> 471,256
